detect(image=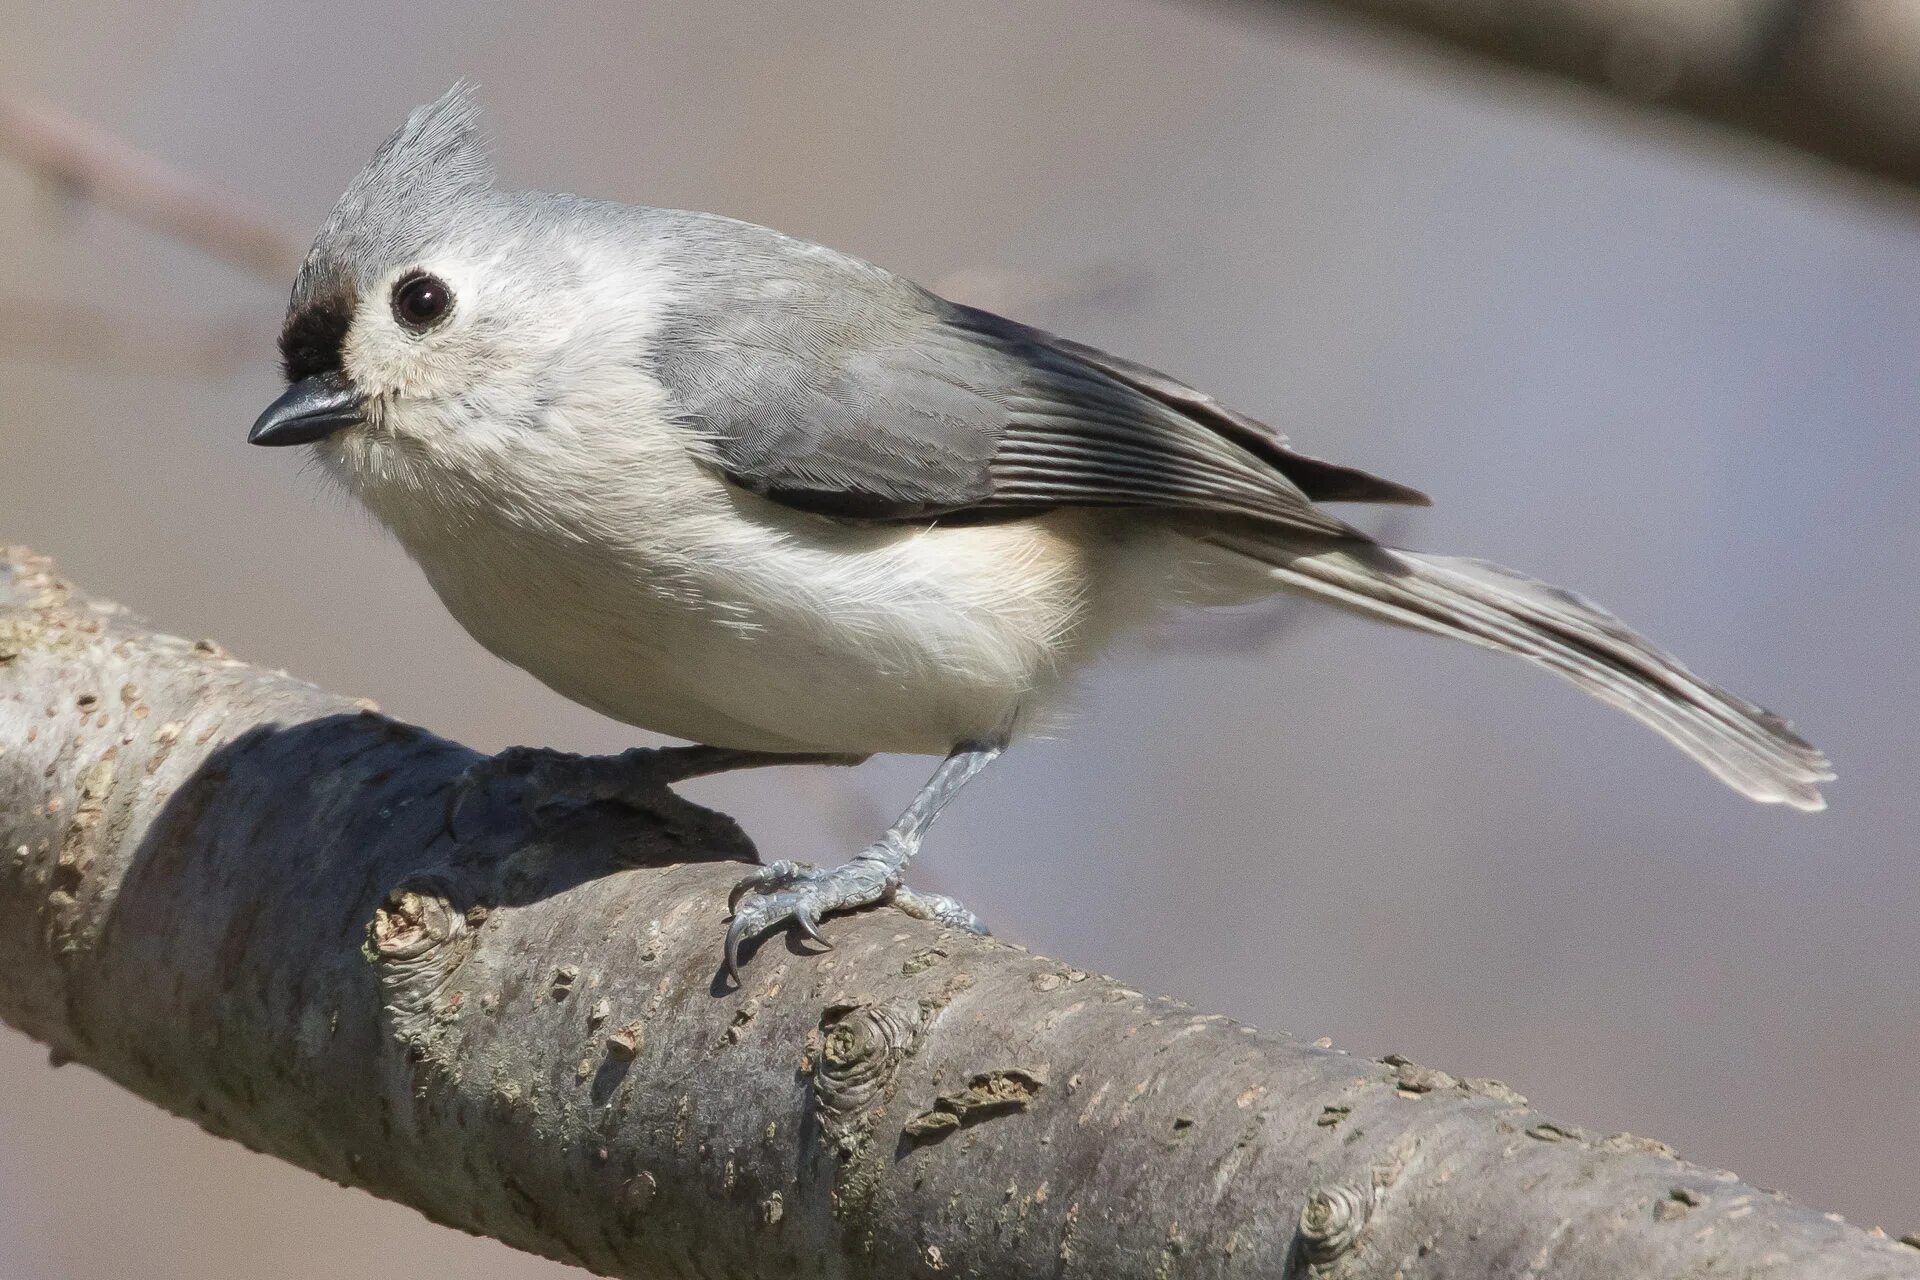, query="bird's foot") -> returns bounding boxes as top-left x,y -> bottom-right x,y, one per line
725,850 -> 986,980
